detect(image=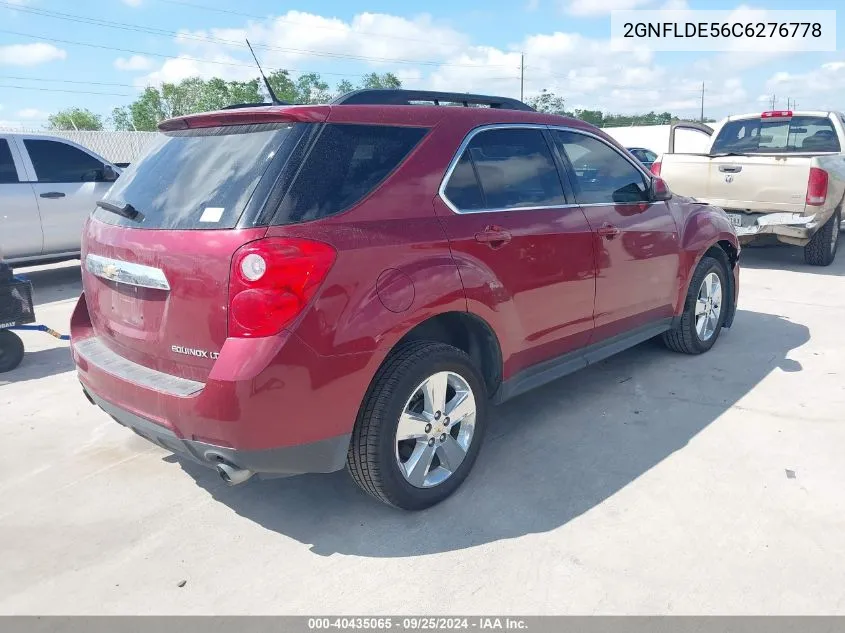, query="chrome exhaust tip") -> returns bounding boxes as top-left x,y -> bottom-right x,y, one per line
216,462 -> 254,486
